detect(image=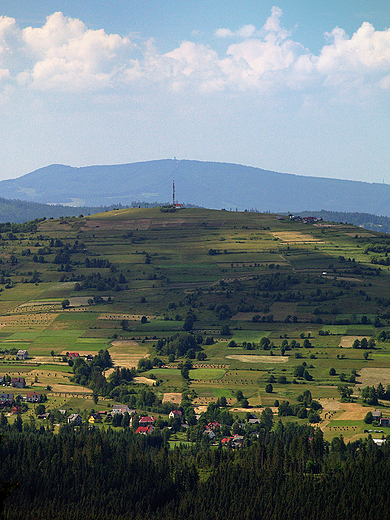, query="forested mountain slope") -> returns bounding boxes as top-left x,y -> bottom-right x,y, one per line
1,159 -> 390,215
